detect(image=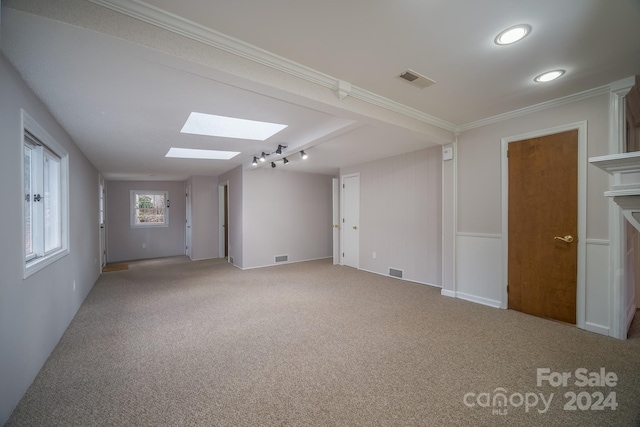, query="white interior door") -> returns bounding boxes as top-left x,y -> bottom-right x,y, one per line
185,184 -> 192,259
98,174 -> 106,270
341,174 -> 359,268
332,178 -> 340,264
